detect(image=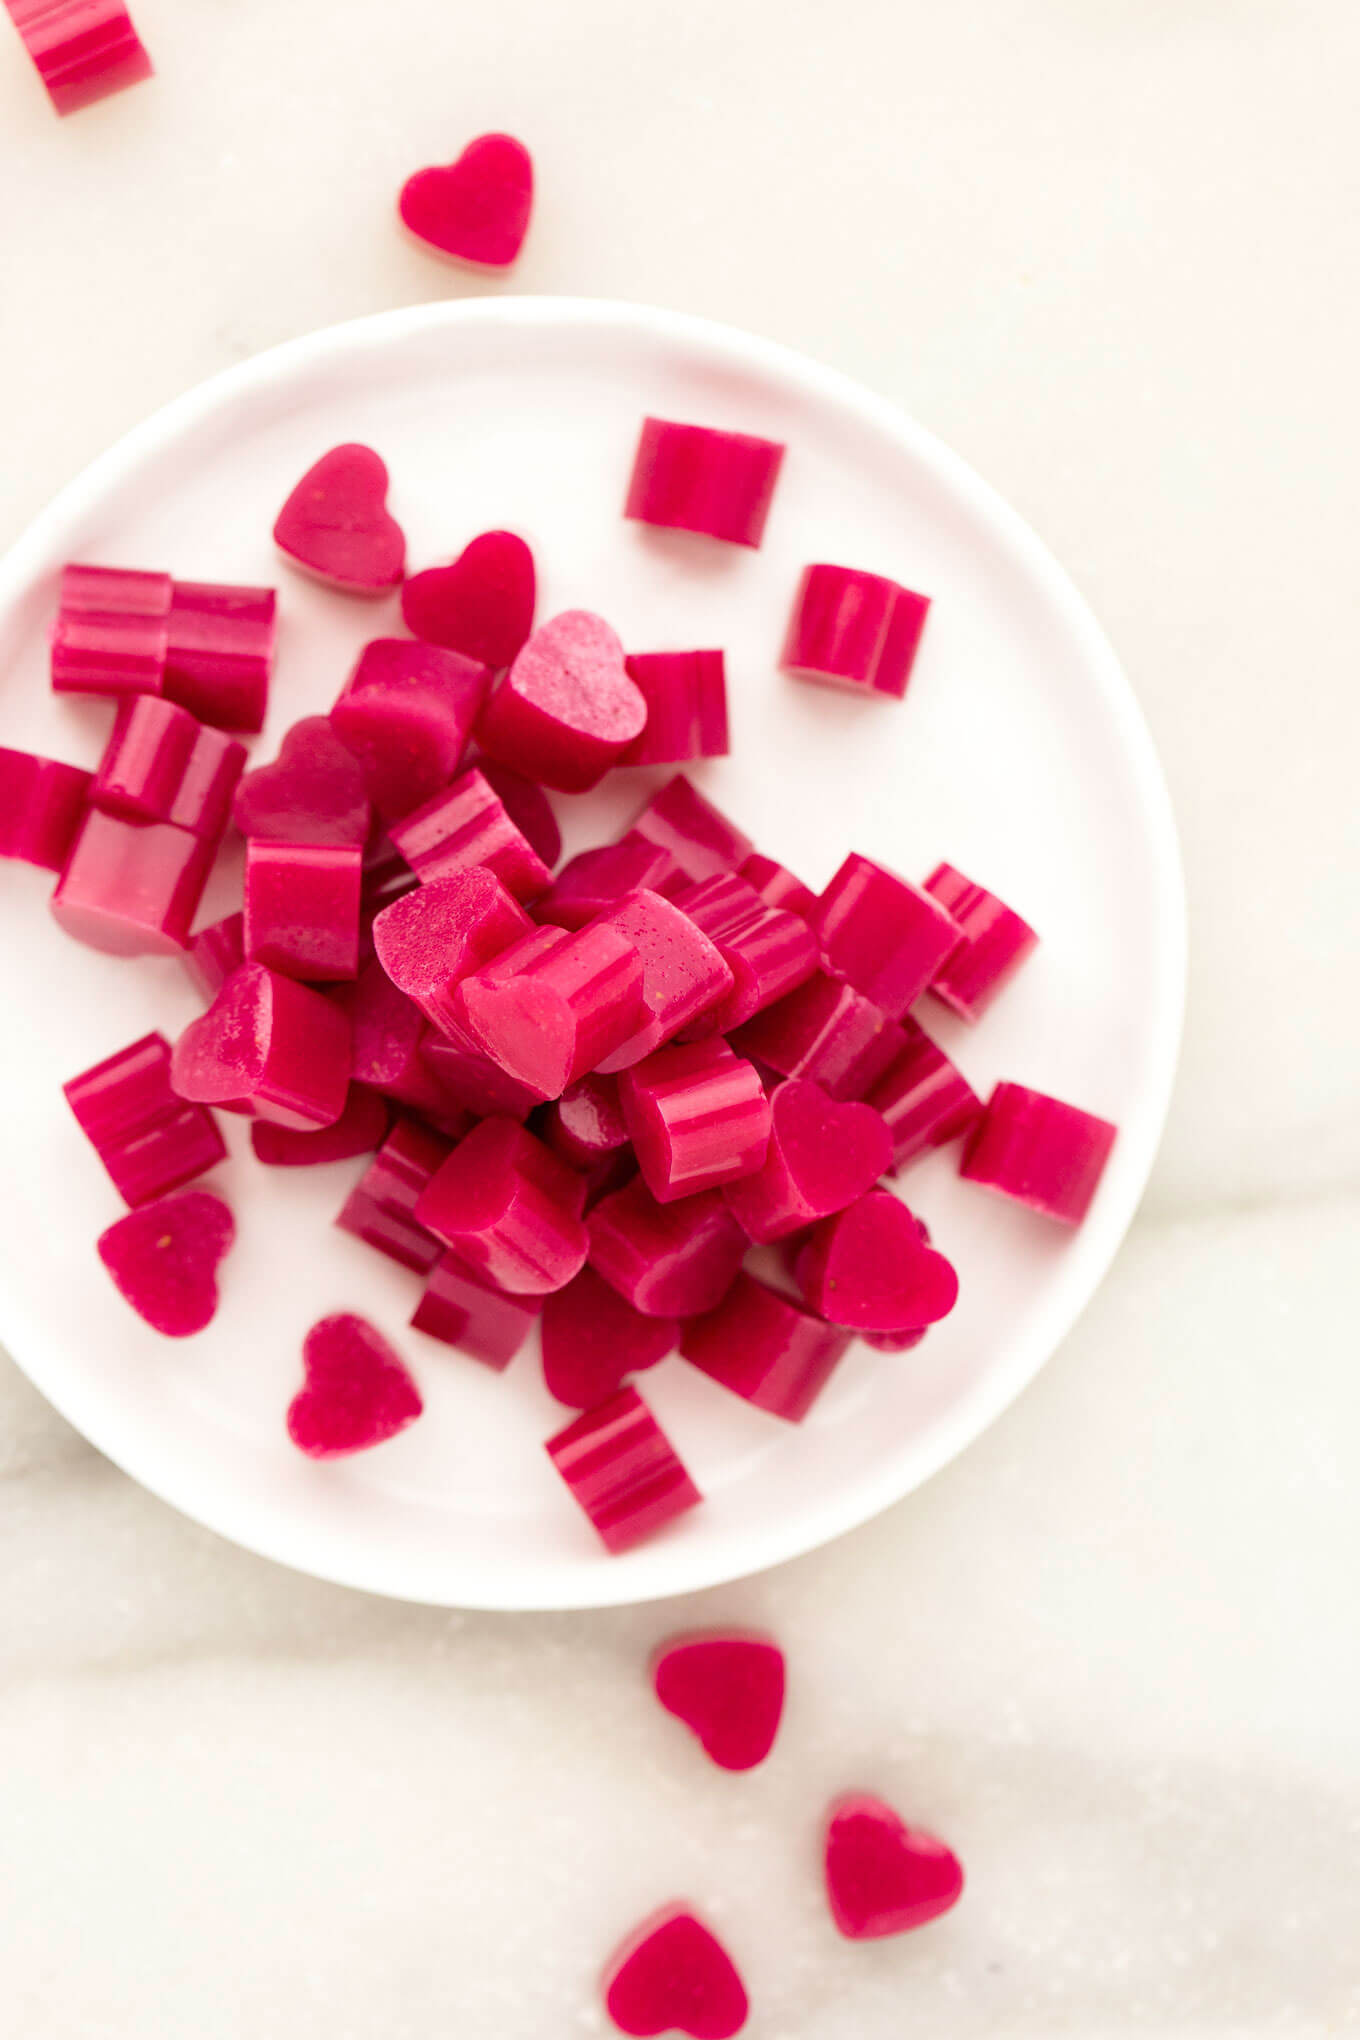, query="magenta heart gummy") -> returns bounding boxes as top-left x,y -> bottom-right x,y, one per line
475,610 -> 646,793
959,1081 -> 1117,1226
401,530 -> 536,668
331,637 -> 490,821
250,1085 -> 390,1166
233,716 -> 371,846
823,1794 -> 964,1939
274,444 -> 405,594
372,867 -> 531,1036
286,1314 -> 423,1459
415,1116 -> 589,1295
97,1190 -> 234,1338
588,1176 -> 745,1319
603,1905 -> 748,2039
782,564 -> 931,702
541,1266 -> 677,1409
451,922 -> 645,1103
652,1633 -> 785,1772
171,962 -> 351,1130
724,1078 -> 892,1242
398,133 -> 534,269
797,1189 -> 959,1332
